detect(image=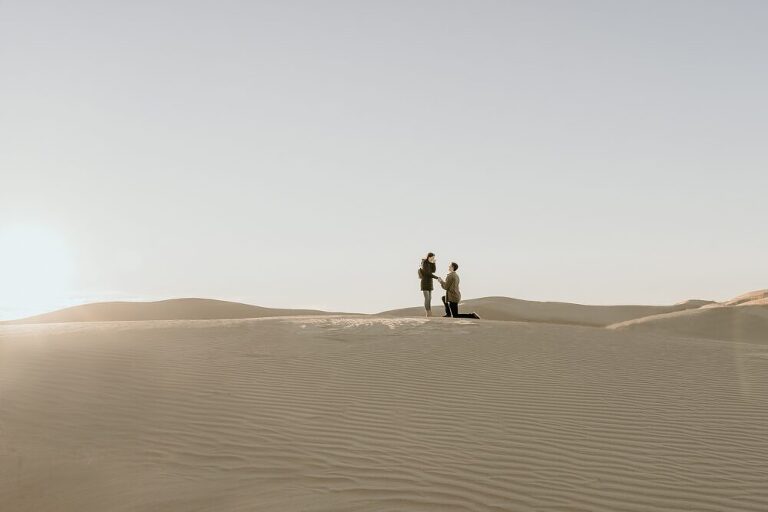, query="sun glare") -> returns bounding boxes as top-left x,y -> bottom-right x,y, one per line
0,224 -> 77,320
